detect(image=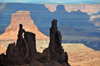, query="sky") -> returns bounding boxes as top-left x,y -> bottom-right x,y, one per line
0,0 -> 100,3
